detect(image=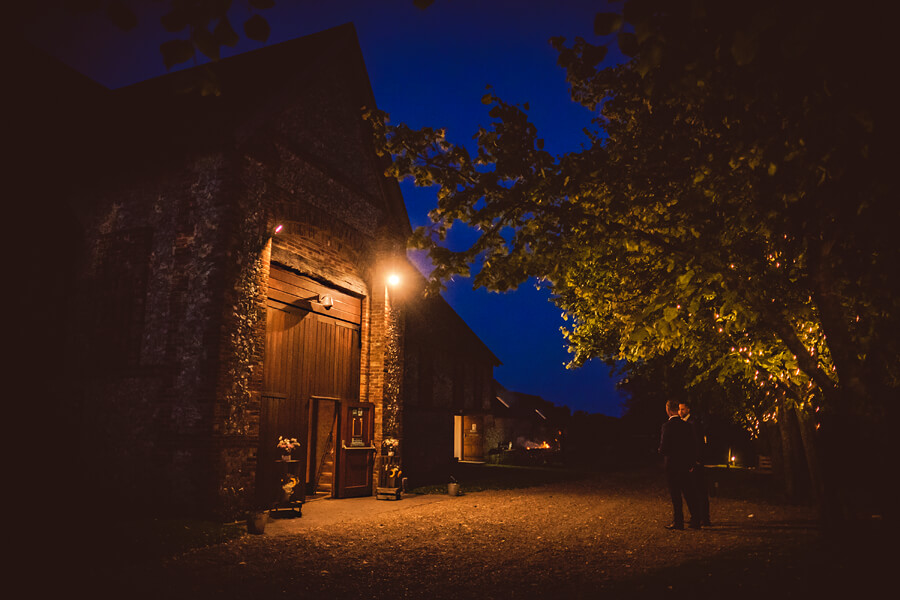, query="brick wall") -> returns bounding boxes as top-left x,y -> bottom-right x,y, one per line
68,152 -> 238,515
56,26 -> 414,518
